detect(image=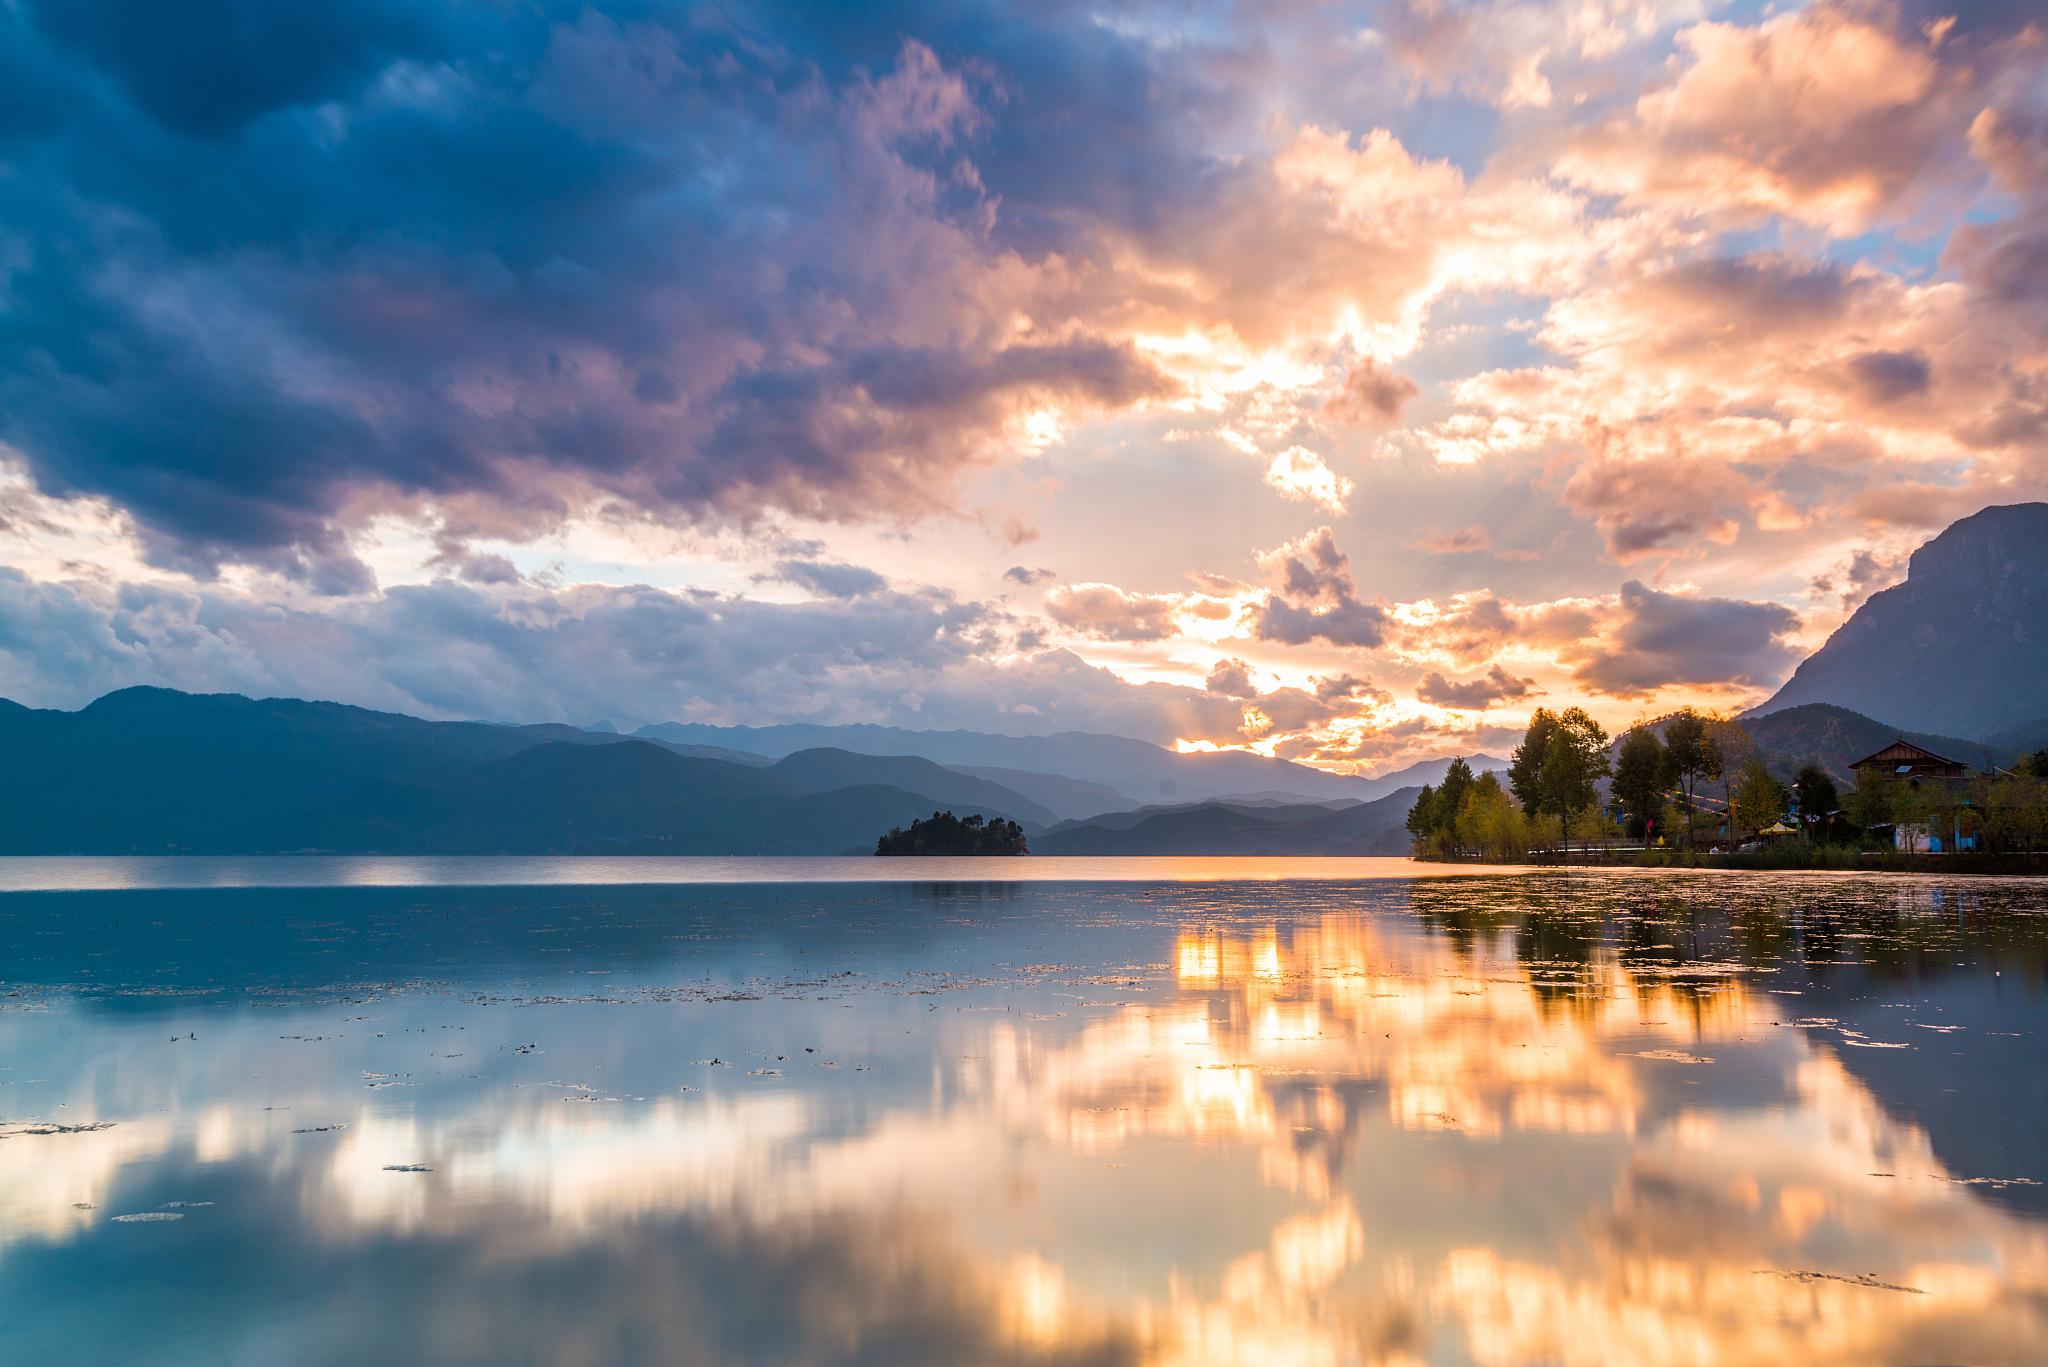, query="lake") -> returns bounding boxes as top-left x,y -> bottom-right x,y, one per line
3,859 -> 2046,1365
